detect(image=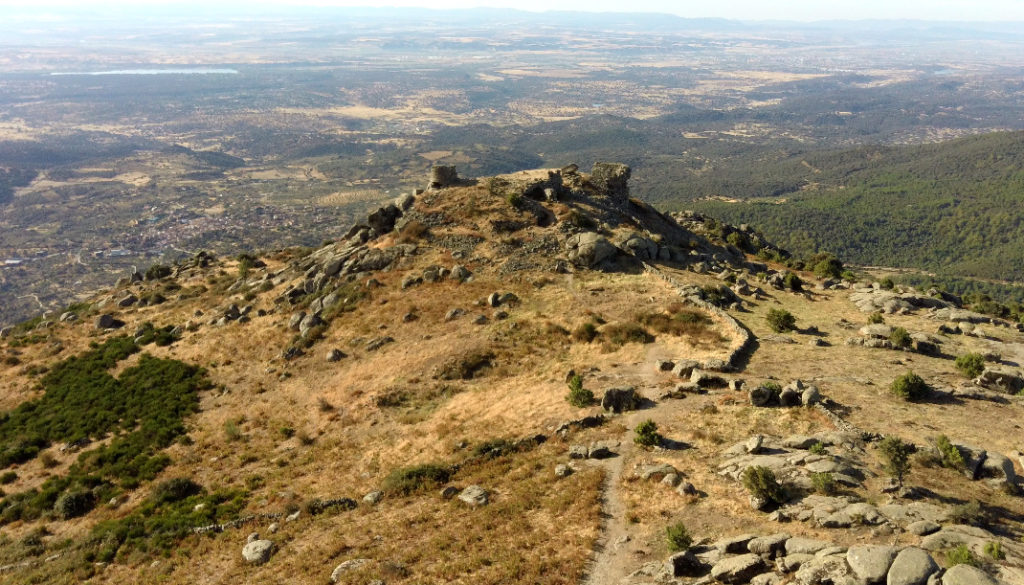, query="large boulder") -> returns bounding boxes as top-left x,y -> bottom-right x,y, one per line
458,485 -> 489,507
795,554 -> 854,585
566,232 -> 618,268
330,558 -> 371,583
241,539 -> 275,565
974,368 -> 1024,394
747,533 -> 790,558
847,545 -> 899,585
590,162 -> 631,203
942,564 -> 999,585
366,203 -> 402,235
886,547 -> 938,585
601,387 -> 639,413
